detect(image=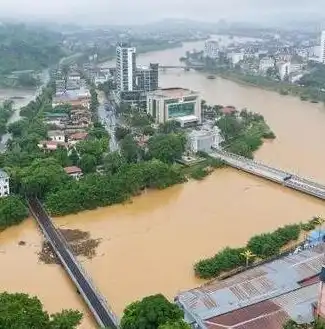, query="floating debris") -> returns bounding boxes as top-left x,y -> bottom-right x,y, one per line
38,229 -> 101,264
